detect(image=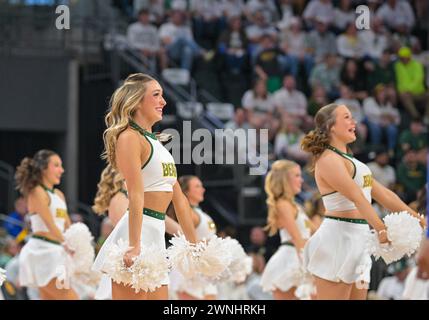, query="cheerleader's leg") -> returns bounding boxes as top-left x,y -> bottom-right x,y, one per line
147,285 -> 168,300
39,278 -> 79,300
